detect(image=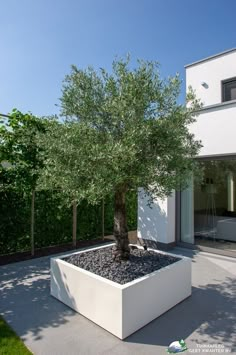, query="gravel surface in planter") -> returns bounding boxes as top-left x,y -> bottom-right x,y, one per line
63,246 -> 181,284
